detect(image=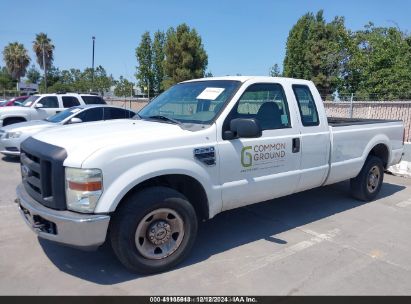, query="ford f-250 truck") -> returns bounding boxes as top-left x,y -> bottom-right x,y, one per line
15,76 -> 404,274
